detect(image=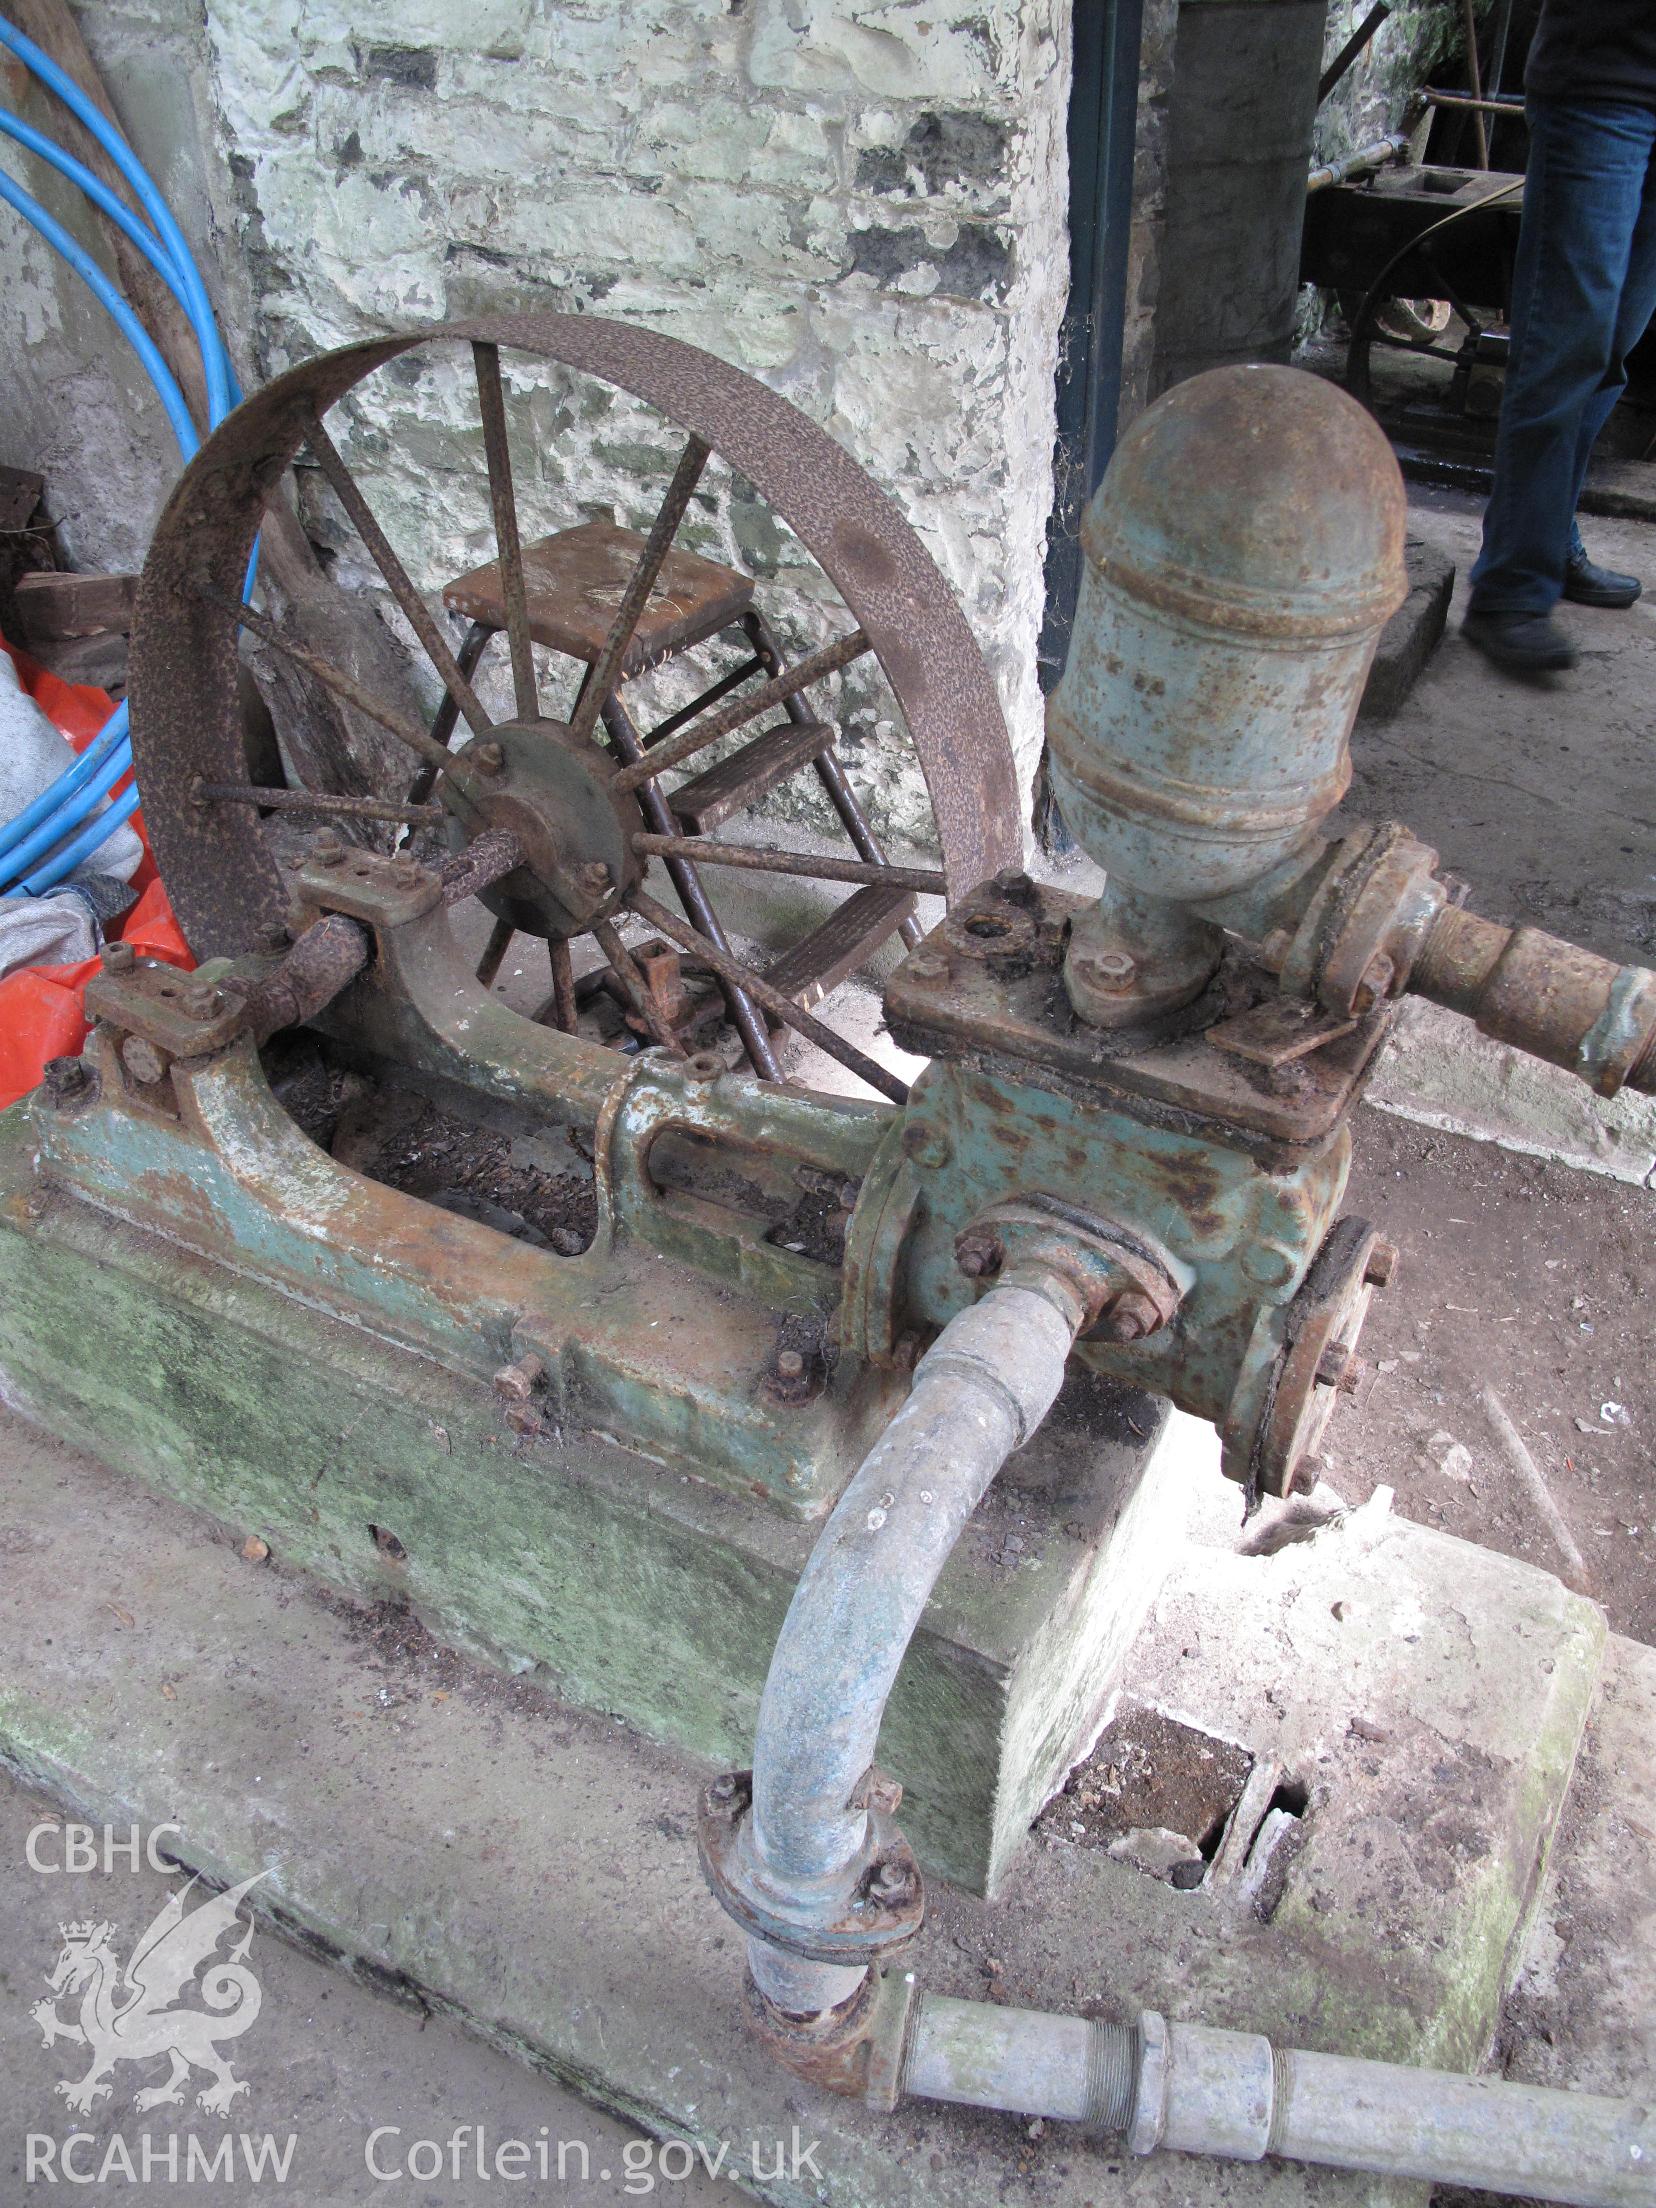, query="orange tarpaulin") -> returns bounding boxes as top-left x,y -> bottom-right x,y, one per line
0,641 -> 192,1110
